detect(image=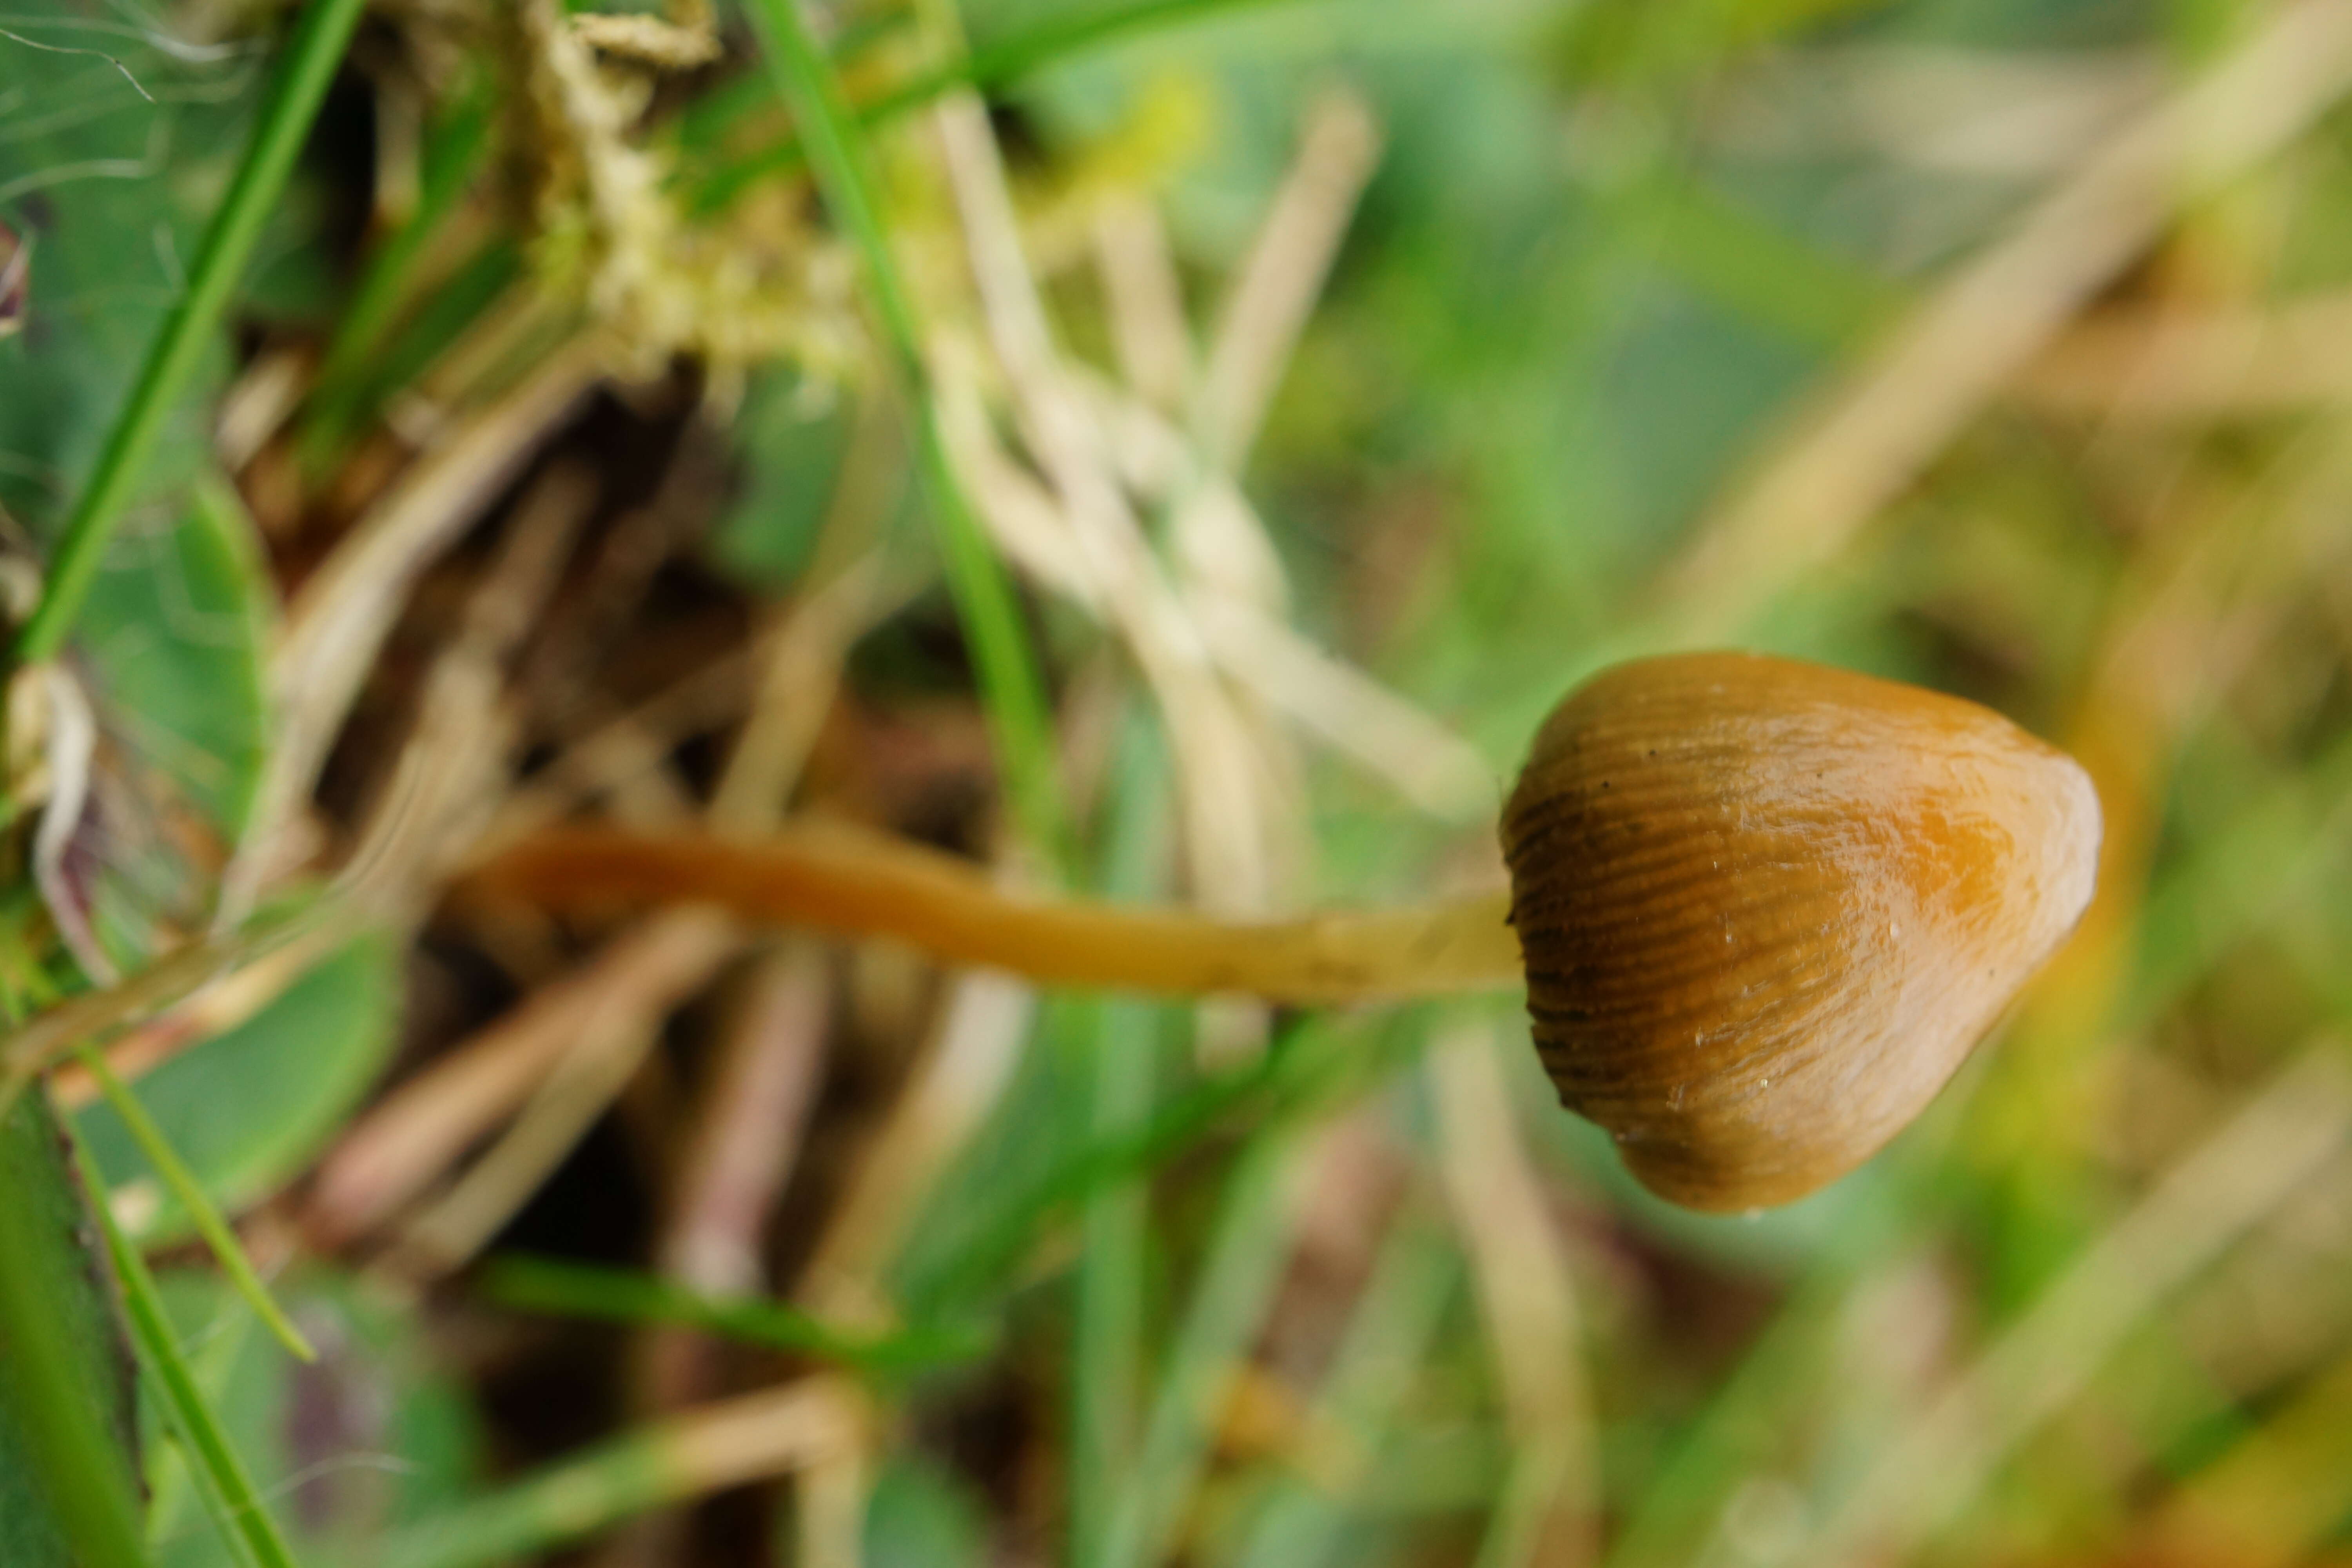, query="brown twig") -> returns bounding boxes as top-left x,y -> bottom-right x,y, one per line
381,910 -> 742,1278
49,922 -> 350,1107
639,945 -> 832,1408
2016,287 -> 2352,419
342,460 -> 602,913
0,899 -> 345,1116
304,909 -> 742,1249
222,338 -> 604,923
